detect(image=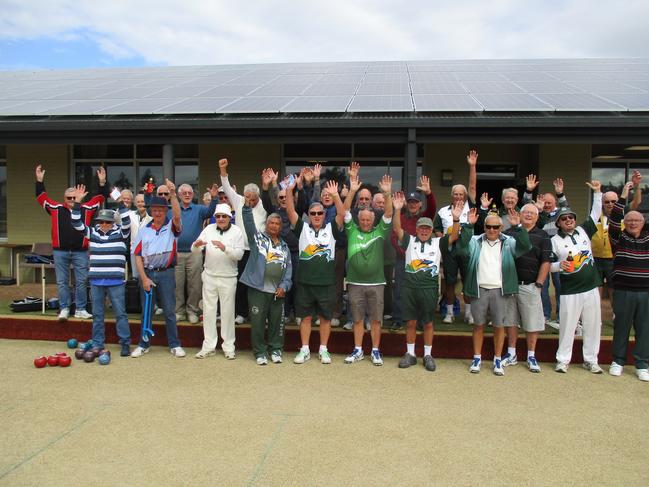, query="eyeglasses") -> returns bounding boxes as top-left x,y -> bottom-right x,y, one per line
559,215 -> 575,221
309,211 -> 324,216
603,200 -> 617,204
157,192 -> 169,196
485,225 -> 501,230
218,196 -> 227,201
215,214 -> 230,219
65,196 -> 75,200
278,196 -> 286,200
